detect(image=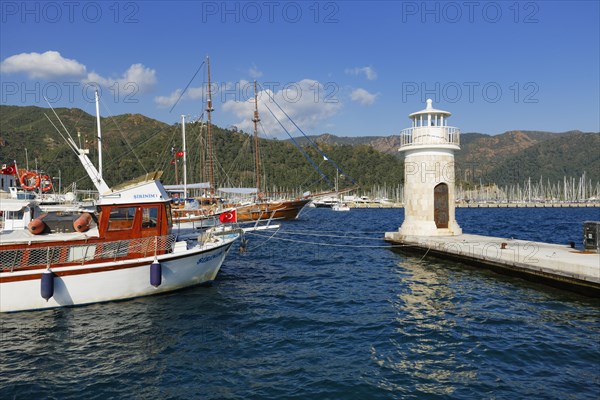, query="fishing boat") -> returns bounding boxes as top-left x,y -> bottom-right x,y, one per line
0,92 -> 239,313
